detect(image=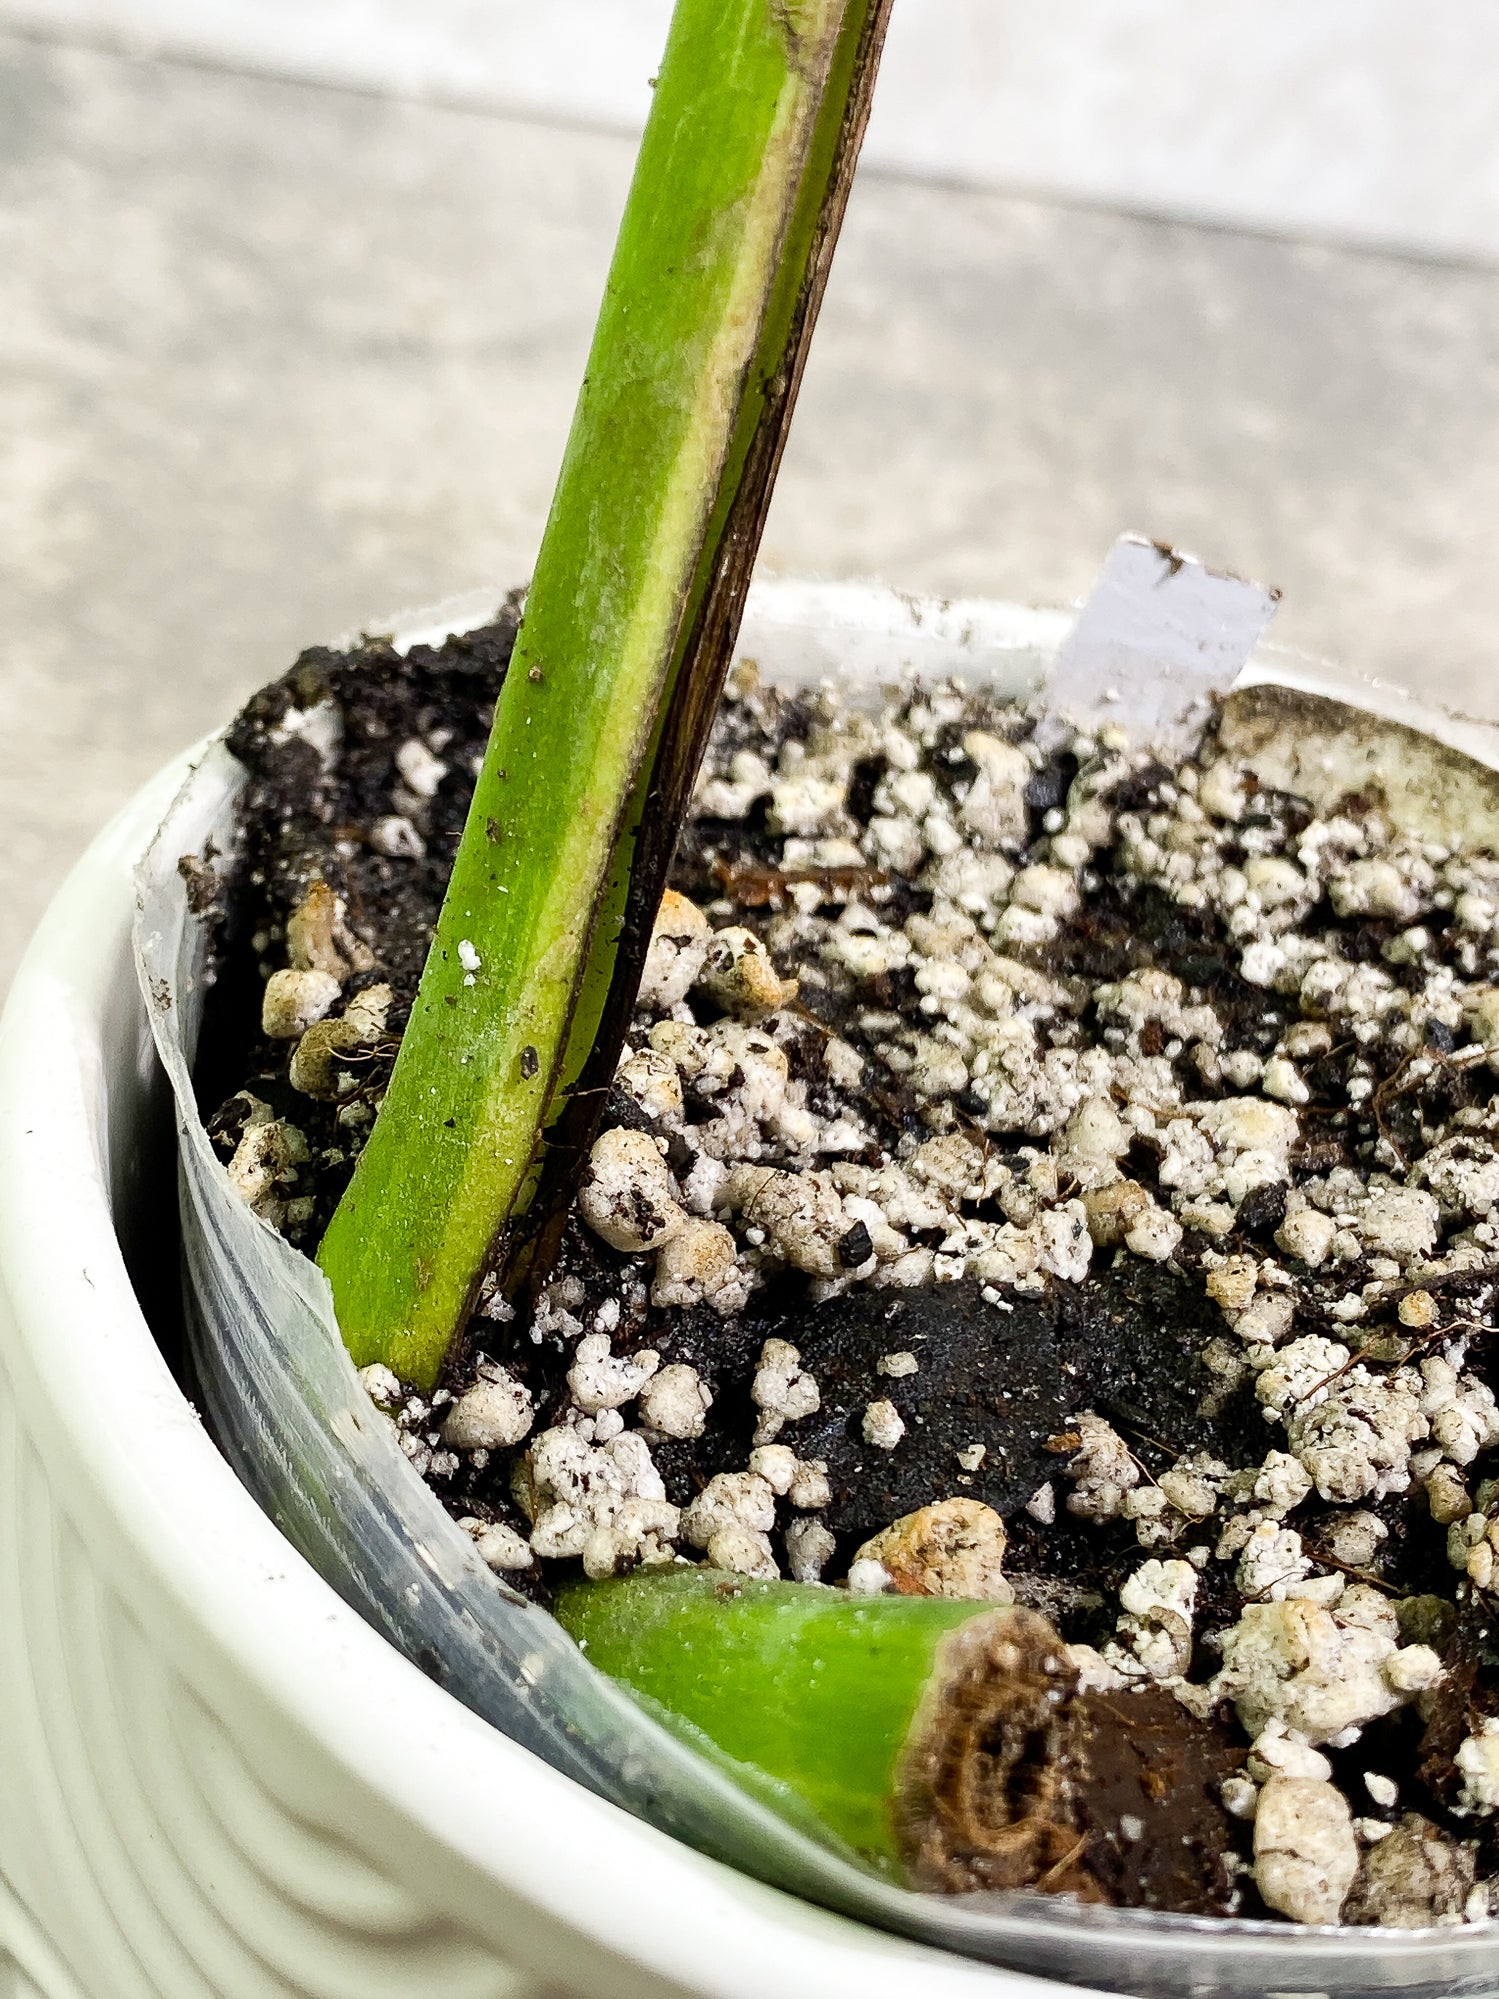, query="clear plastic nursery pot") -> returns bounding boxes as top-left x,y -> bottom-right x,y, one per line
5,580 -> 1499,1999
